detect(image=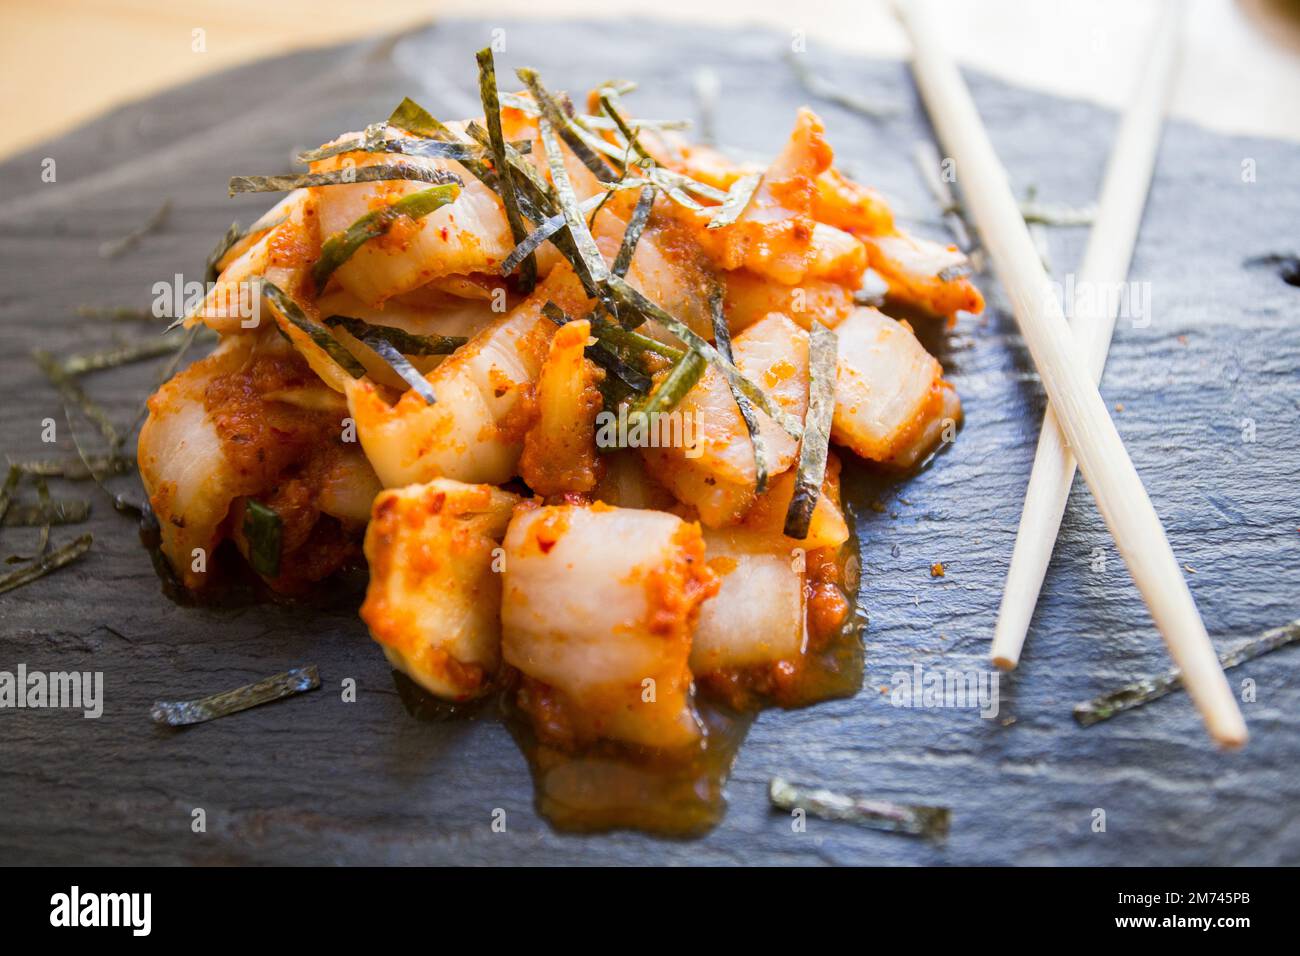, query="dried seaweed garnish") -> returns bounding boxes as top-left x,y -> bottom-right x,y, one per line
498,90 -> 690,133
311,182 -> 461,292
478,46 -> 537,294
636,347 -> 706,417
230,164 -> 459,196
346,328 -> 438,406
501,183 -> 643,278
388,97 -> 457,141
590,312 -> 683,363
597,92 -> 654,164
710,289 -> 769,494
605,275 -> 803,439
324,316 -> 466,356
706,172 -> 761,230
243,498 -> 282,578
0,532 -> 93,597
59,338 -> 183,376
11,454 -> 132,480
517,68 -> 617,182
463,121 -> 557,224
542,302 -> 652,394
1,498 -> 90,528
1073,619 -> 1300,727
783,51 -> 899,120
65,406 -> 144,516
99,198 -> 171,259
258,281 -> 366,378
612,184 -> 656,280
0,465 -> 20,528
1020,197 -> 1097,227
6,475 -> 54,563
204,221 -> 245,284
294,132 -> 504,166
32,350 -> 122,449
691,68 -> 720,146
538,117 -> 610,291
769,777 -> 949,839
783,321 -> 837,538
74,305 -> 155,323
151,665 -> 320,727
